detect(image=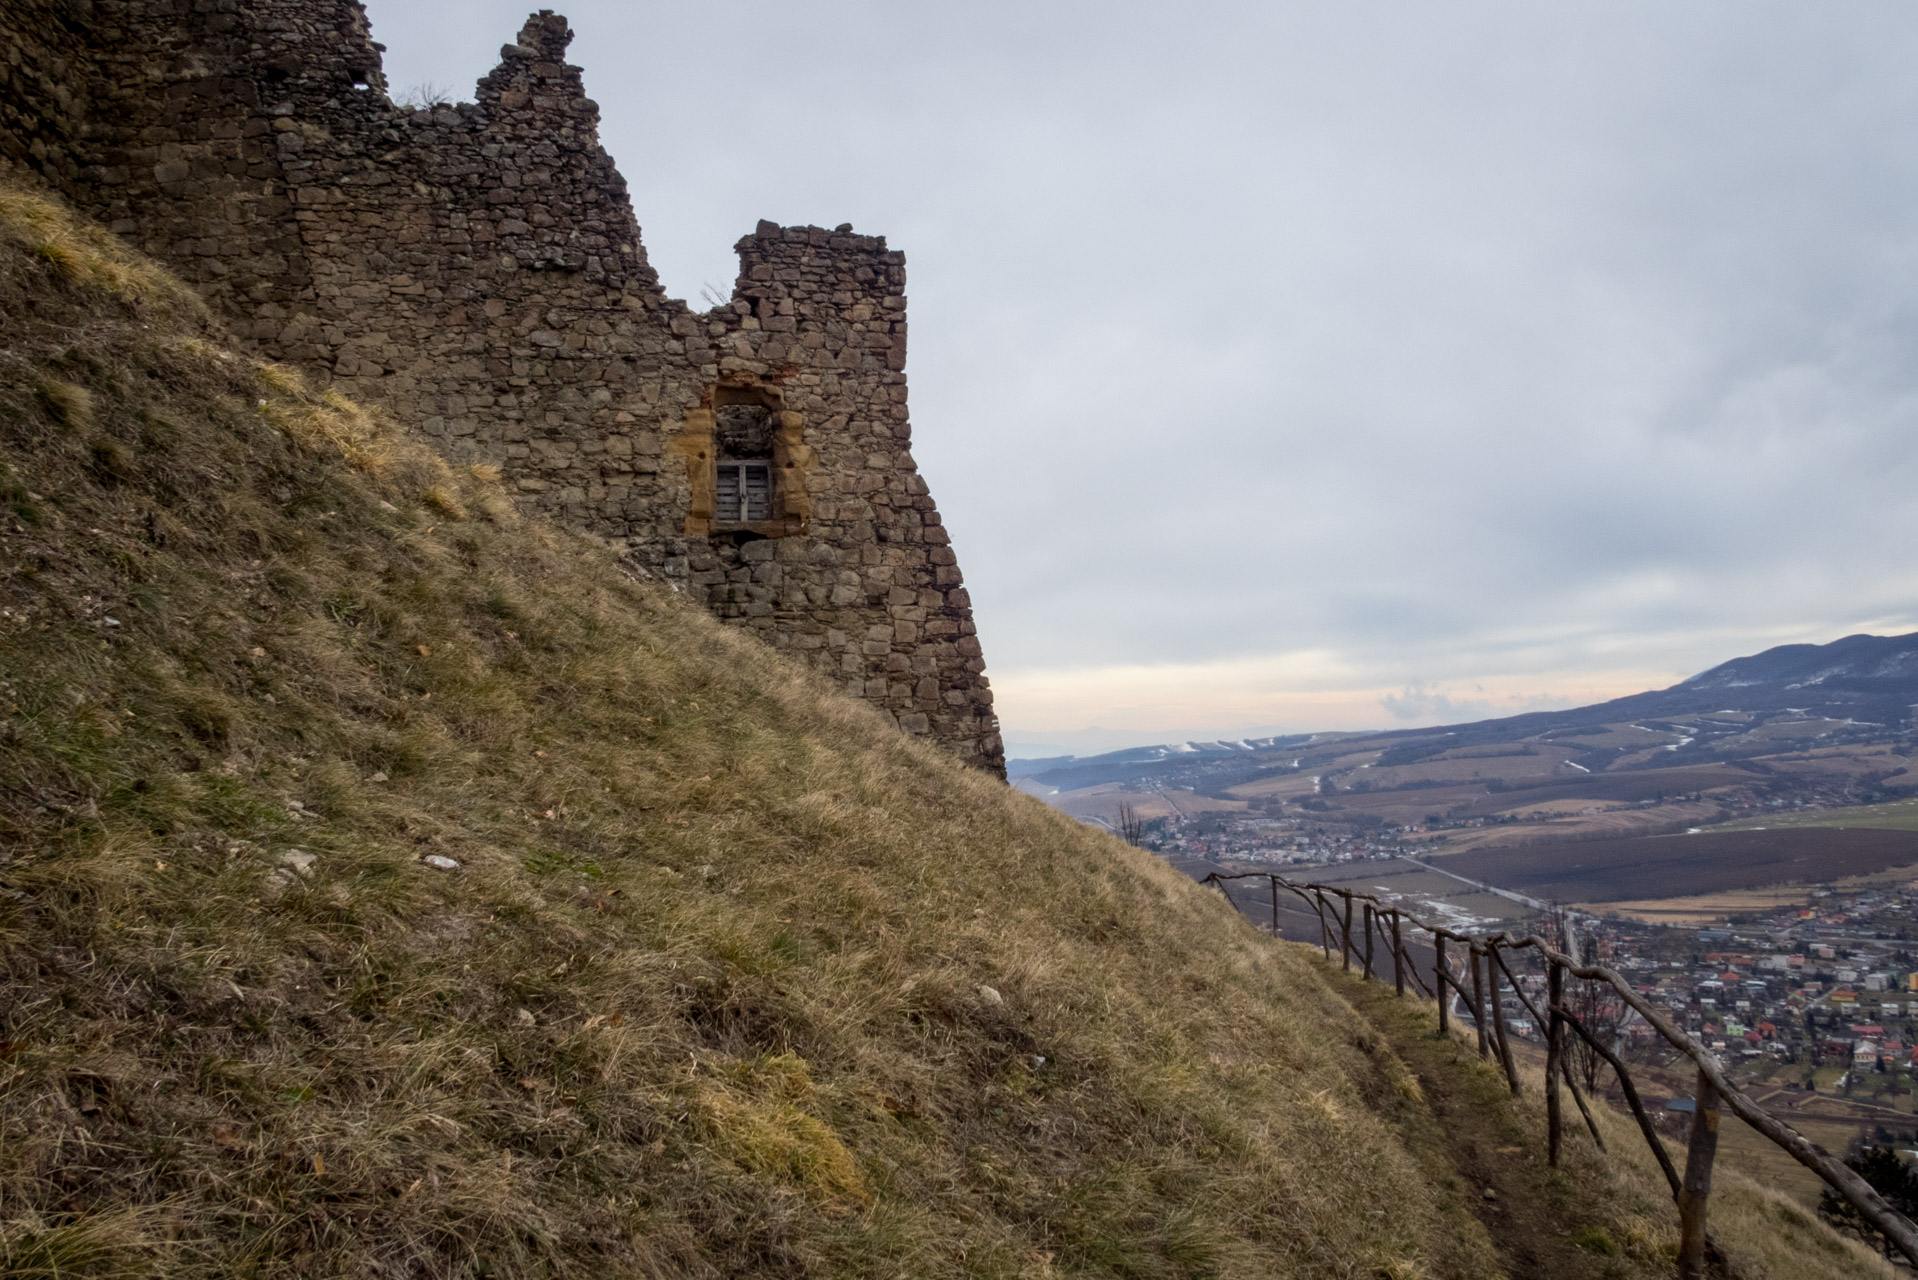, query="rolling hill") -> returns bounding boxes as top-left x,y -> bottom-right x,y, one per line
1017,630 -> 1918,790
1015,633 -> 1918,858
